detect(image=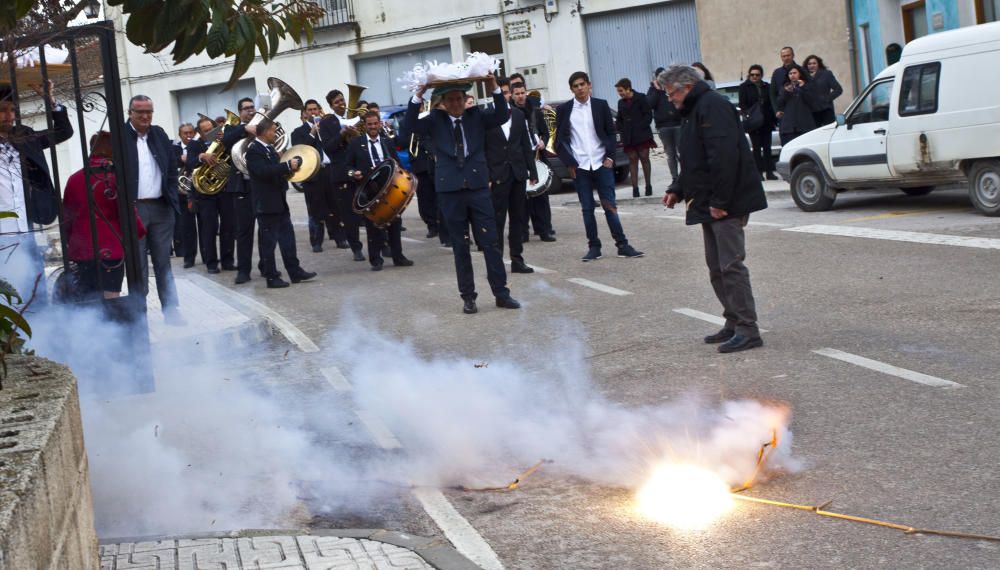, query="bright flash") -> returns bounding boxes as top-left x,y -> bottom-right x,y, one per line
636,464 -> 734,530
